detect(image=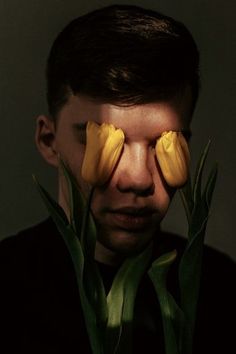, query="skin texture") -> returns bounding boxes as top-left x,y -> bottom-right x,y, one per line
35,91 -> 192,265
